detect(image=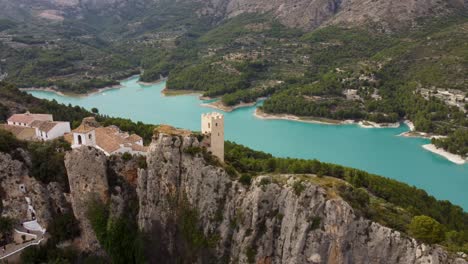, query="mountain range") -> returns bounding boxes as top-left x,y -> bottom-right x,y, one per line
0,0 -> 466,30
